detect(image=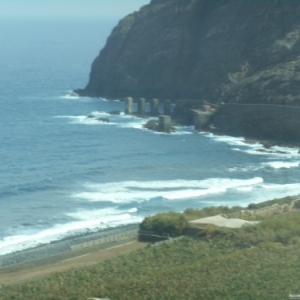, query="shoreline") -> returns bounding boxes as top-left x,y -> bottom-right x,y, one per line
204,128 -> 300,150
1,130 -> 298,270
1,195 -> 299,285
236,136 -> 300,150
0,126 -> 299,284
0,223 -> 139,269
